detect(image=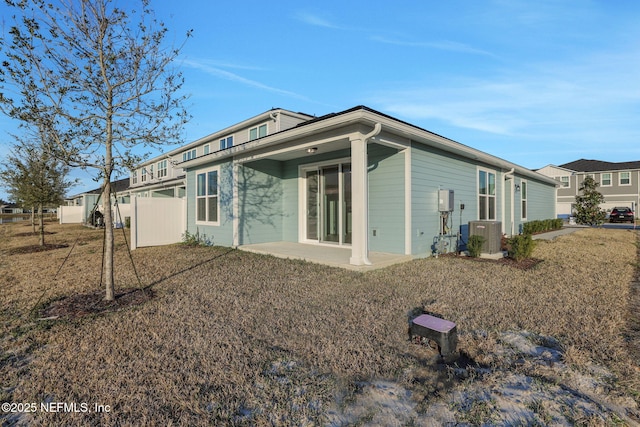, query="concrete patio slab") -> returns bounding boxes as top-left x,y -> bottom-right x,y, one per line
238,242 -> 414,271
